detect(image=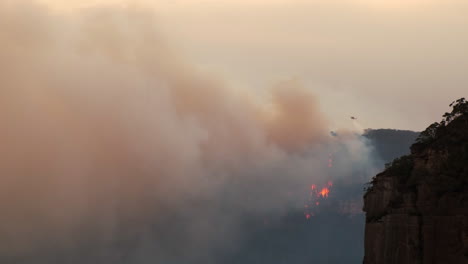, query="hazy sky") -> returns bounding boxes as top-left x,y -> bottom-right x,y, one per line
41,0 -> 468,130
